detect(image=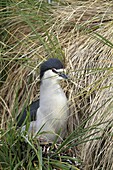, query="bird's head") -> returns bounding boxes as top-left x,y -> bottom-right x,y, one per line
40,58 -> 68,81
